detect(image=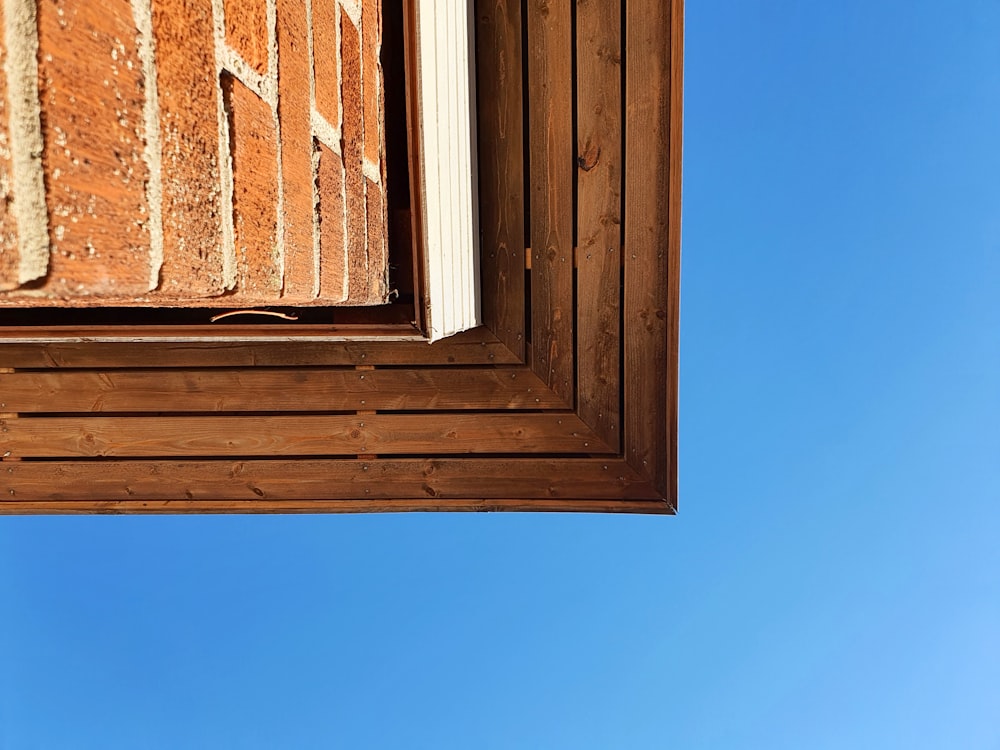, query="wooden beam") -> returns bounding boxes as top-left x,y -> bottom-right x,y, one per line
476,0 -> 526,357
576,0 -> 622,450
0,367 -> 564,412
0,327 -> 518,367
624,0 -> 682,503
0,458 -> 664,503
0,498 -> 673,514
2,413 -> 615,457
527,0 -> 574,402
